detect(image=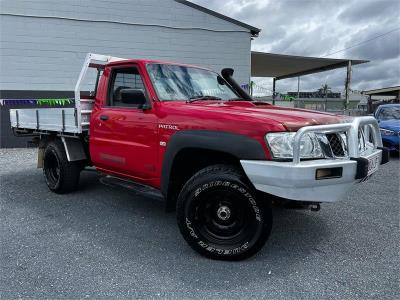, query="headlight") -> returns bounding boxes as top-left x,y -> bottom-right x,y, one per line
266,132 -> 323,159
380,128 -> 396,136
